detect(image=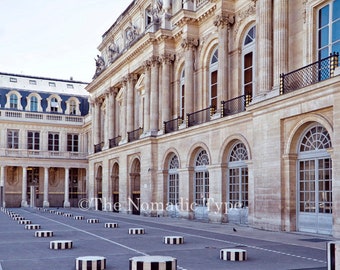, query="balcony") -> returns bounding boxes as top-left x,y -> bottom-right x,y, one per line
280,52 -> 339,95
187,106 -> 214,128
221,95 -> 250,117
128,127 -> 143,143
164,117 -> 183,134
0,109 -> 84,125
109,136 -> 121,148
1,149 -> 87,159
